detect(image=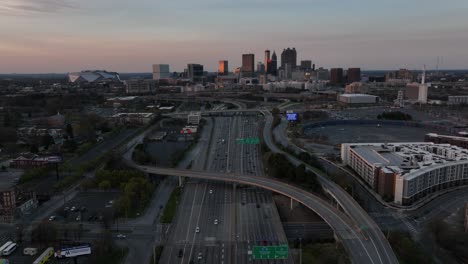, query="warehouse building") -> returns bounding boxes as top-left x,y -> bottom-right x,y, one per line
338,94 -> 378,104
